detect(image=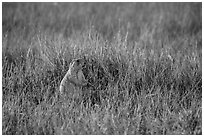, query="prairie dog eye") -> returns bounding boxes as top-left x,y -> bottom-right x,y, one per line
76,59 -> 80,64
